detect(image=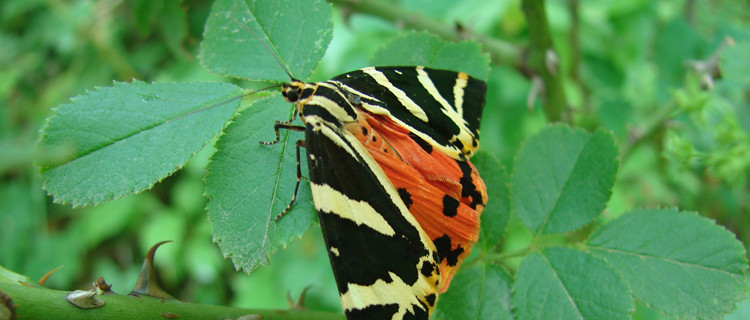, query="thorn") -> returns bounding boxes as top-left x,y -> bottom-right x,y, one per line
527,75 -> 544,111
95,277 -> 115,295
286,285 -> 312,310
38,265 -> 64,286
700,72 -> 714,91
545,49 -> 559,76
66,289 -> 105,309
129,241 -> 174,299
